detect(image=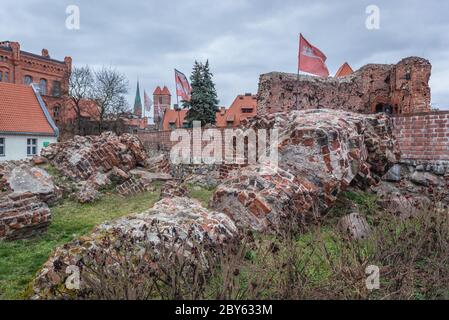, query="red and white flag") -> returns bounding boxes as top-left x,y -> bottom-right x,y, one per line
144,90 -> 153,112
175,69 -> 192,101
298,34 -> 330,77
